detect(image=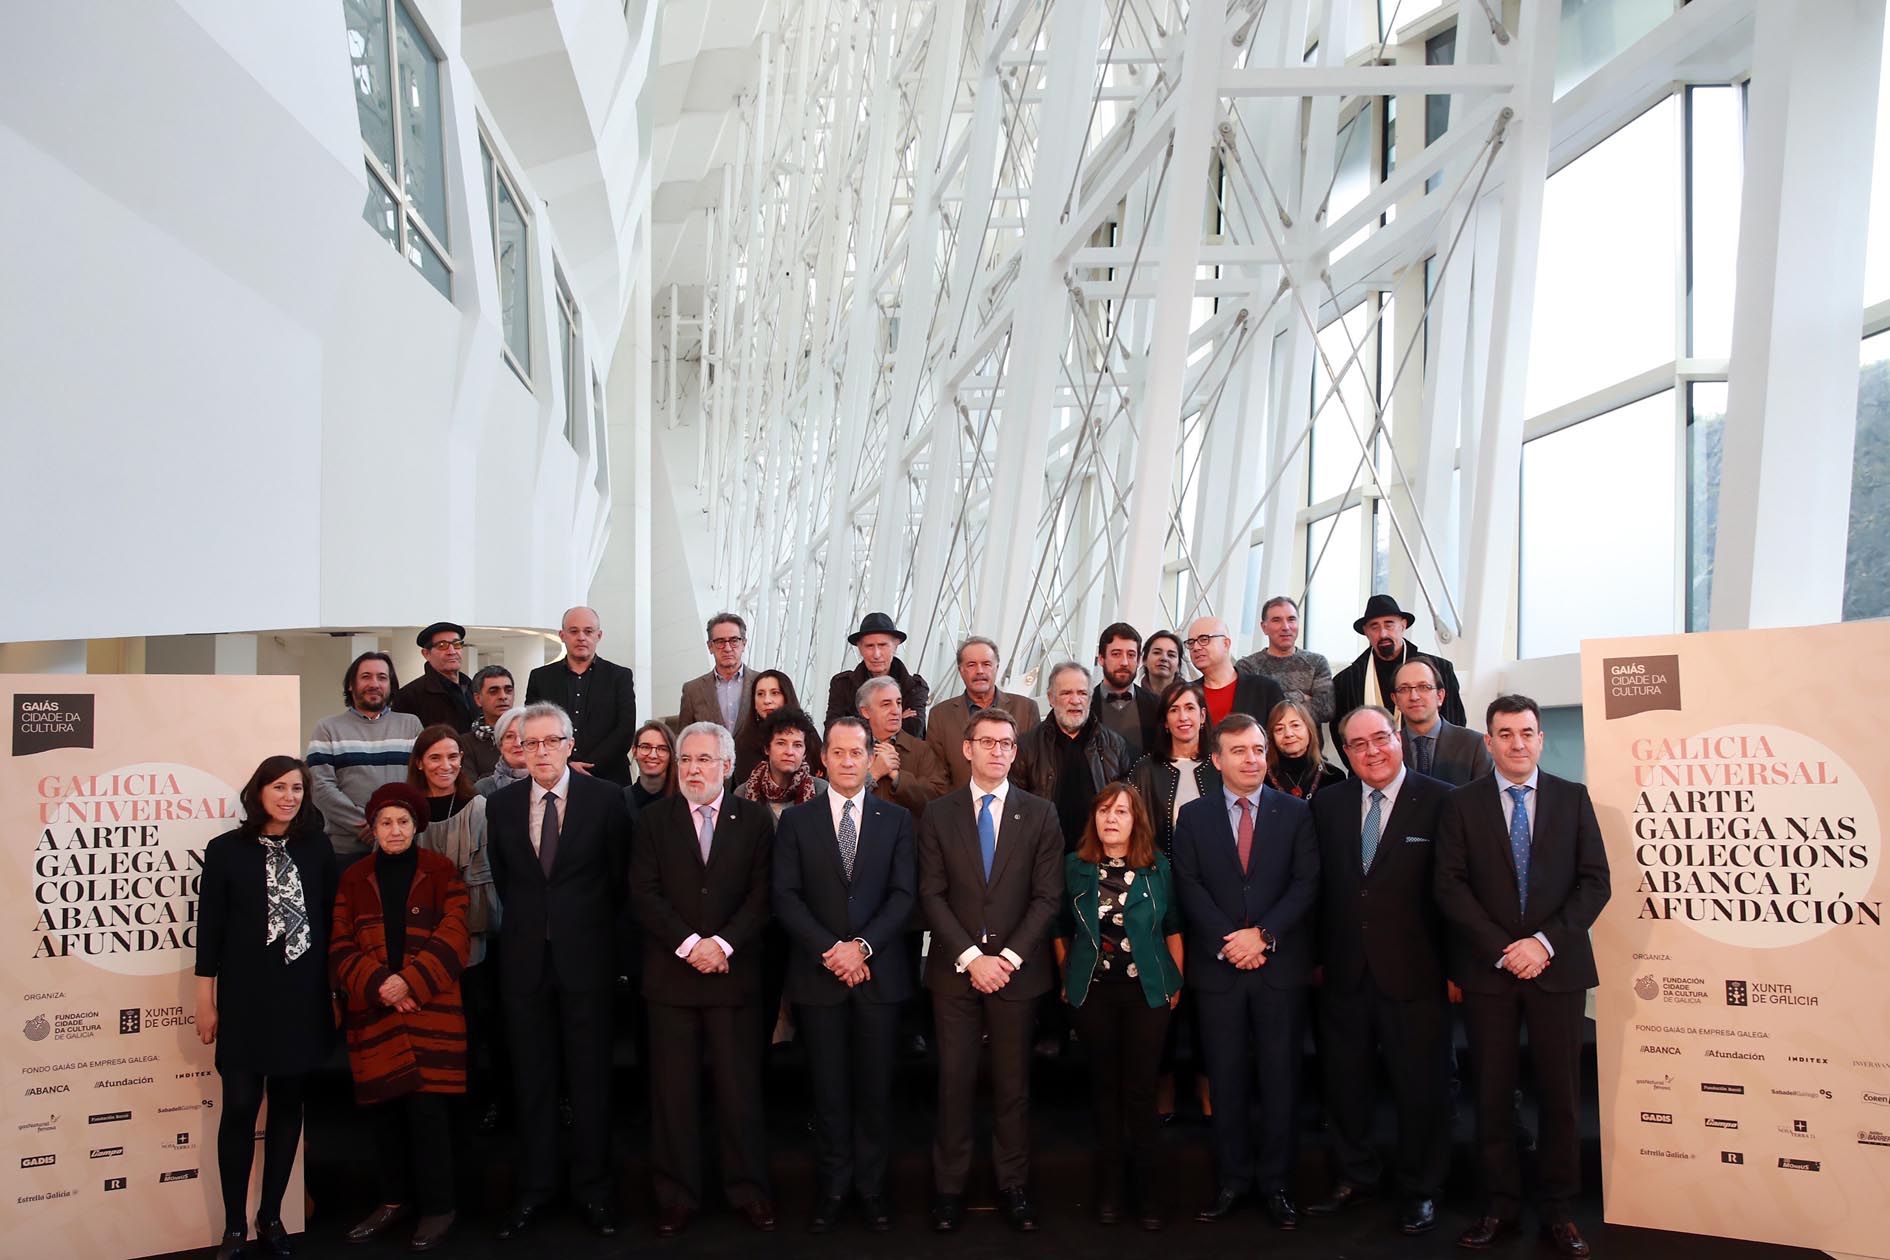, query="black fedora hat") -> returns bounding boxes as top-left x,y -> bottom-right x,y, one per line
416,620 -> 467,648
1353,594 -> 1417,635
848,612 -> 908,645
